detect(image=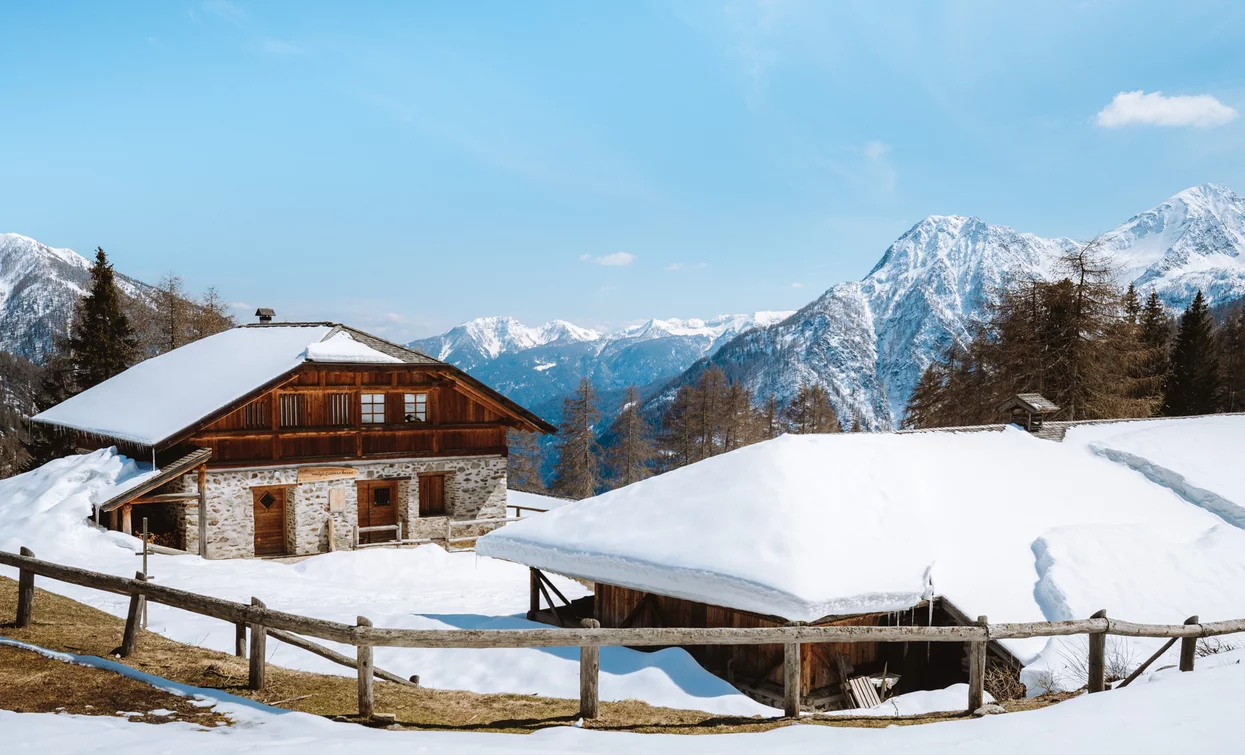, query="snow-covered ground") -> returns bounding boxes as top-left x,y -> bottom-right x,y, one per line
7,645 -> 1245,753
0,451 -> 771,716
